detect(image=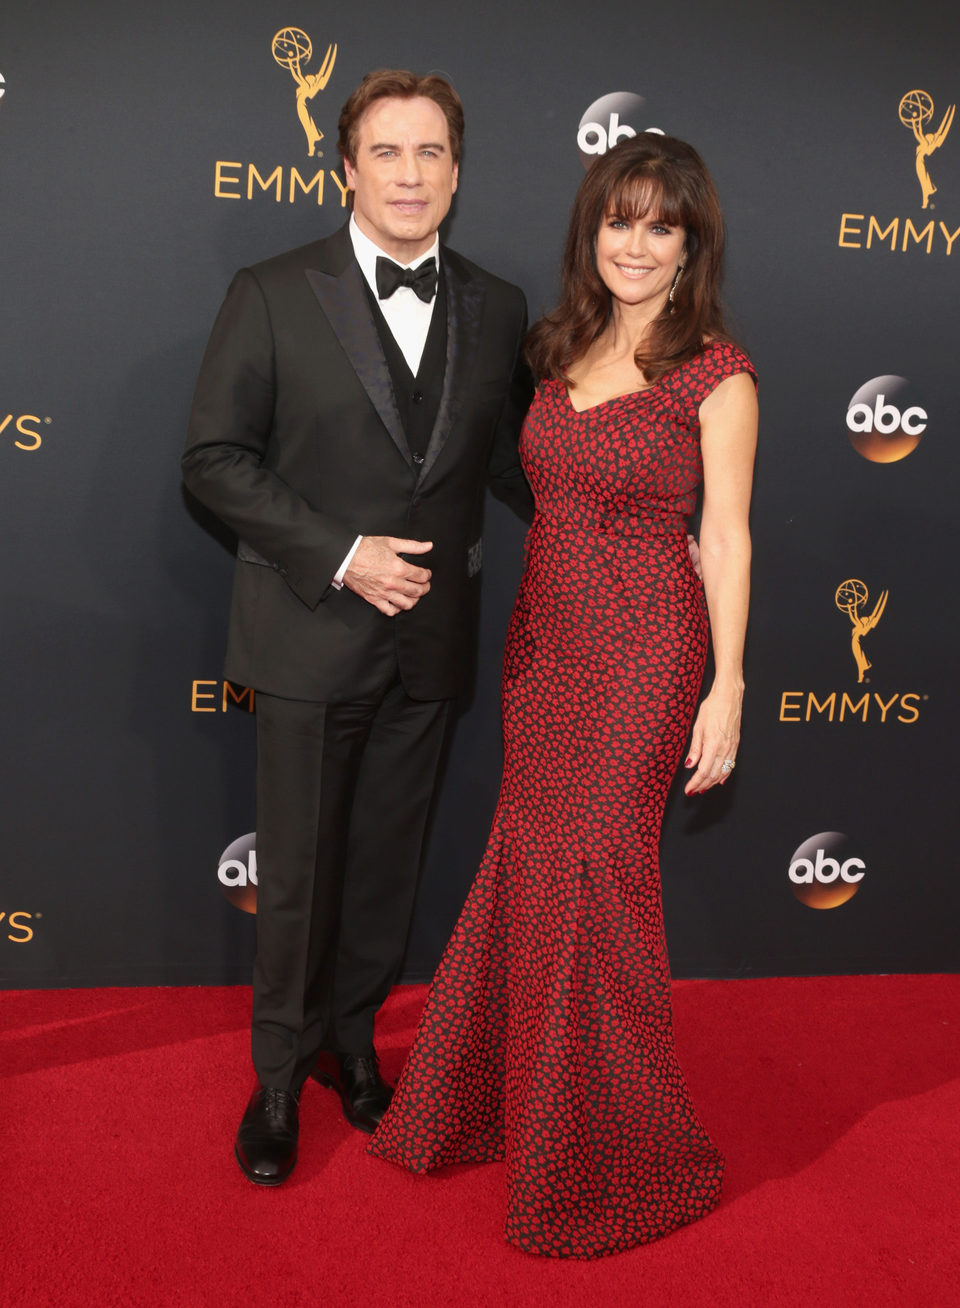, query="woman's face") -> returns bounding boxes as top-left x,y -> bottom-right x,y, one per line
594,208 -> 687,313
